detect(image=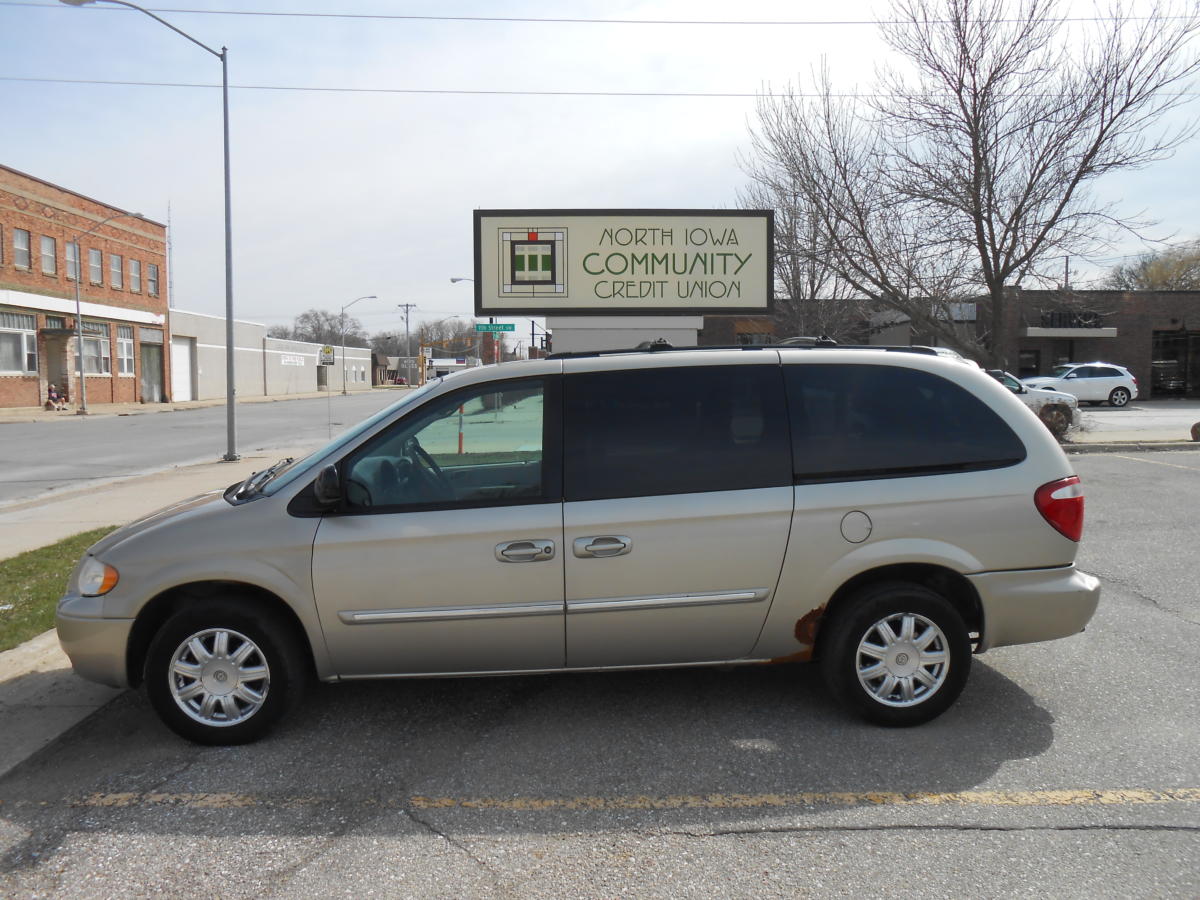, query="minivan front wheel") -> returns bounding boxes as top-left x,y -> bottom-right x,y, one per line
821,583 -> 971,726
145,601 -> 307,745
